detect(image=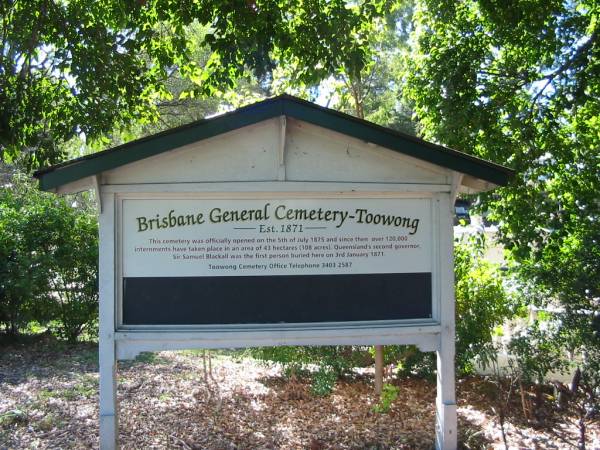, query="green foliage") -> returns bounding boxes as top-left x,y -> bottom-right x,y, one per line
455,233 -> 515,374
396,232 -> 515,377
0,409 -> 28,427
372,383 -> 400,413
250,345 -> 370,395
1,1 -> 163,168
265,2 -> 418,133
250,346 -> 304,377
390,345 -> 435,379
133,352 -> 169,366
44,209 -> 98,341
0,174 -> 98,340
250,345 -> 364,378
1,176 -> 57,332
403,0 -> 600,376
507,319 -> 569,385
91,22 -> 239,152
310,366 -> 338,397
578,345 -> 600,418
324,2 -> 417,134
1,1 -> 389,168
